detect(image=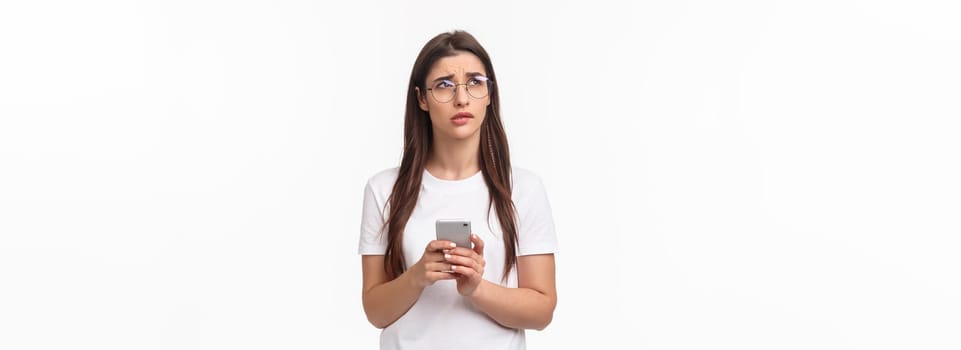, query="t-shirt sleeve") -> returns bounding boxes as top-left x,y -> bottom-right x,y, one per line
515,175 -> 559,256
358,180 -> 389,255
